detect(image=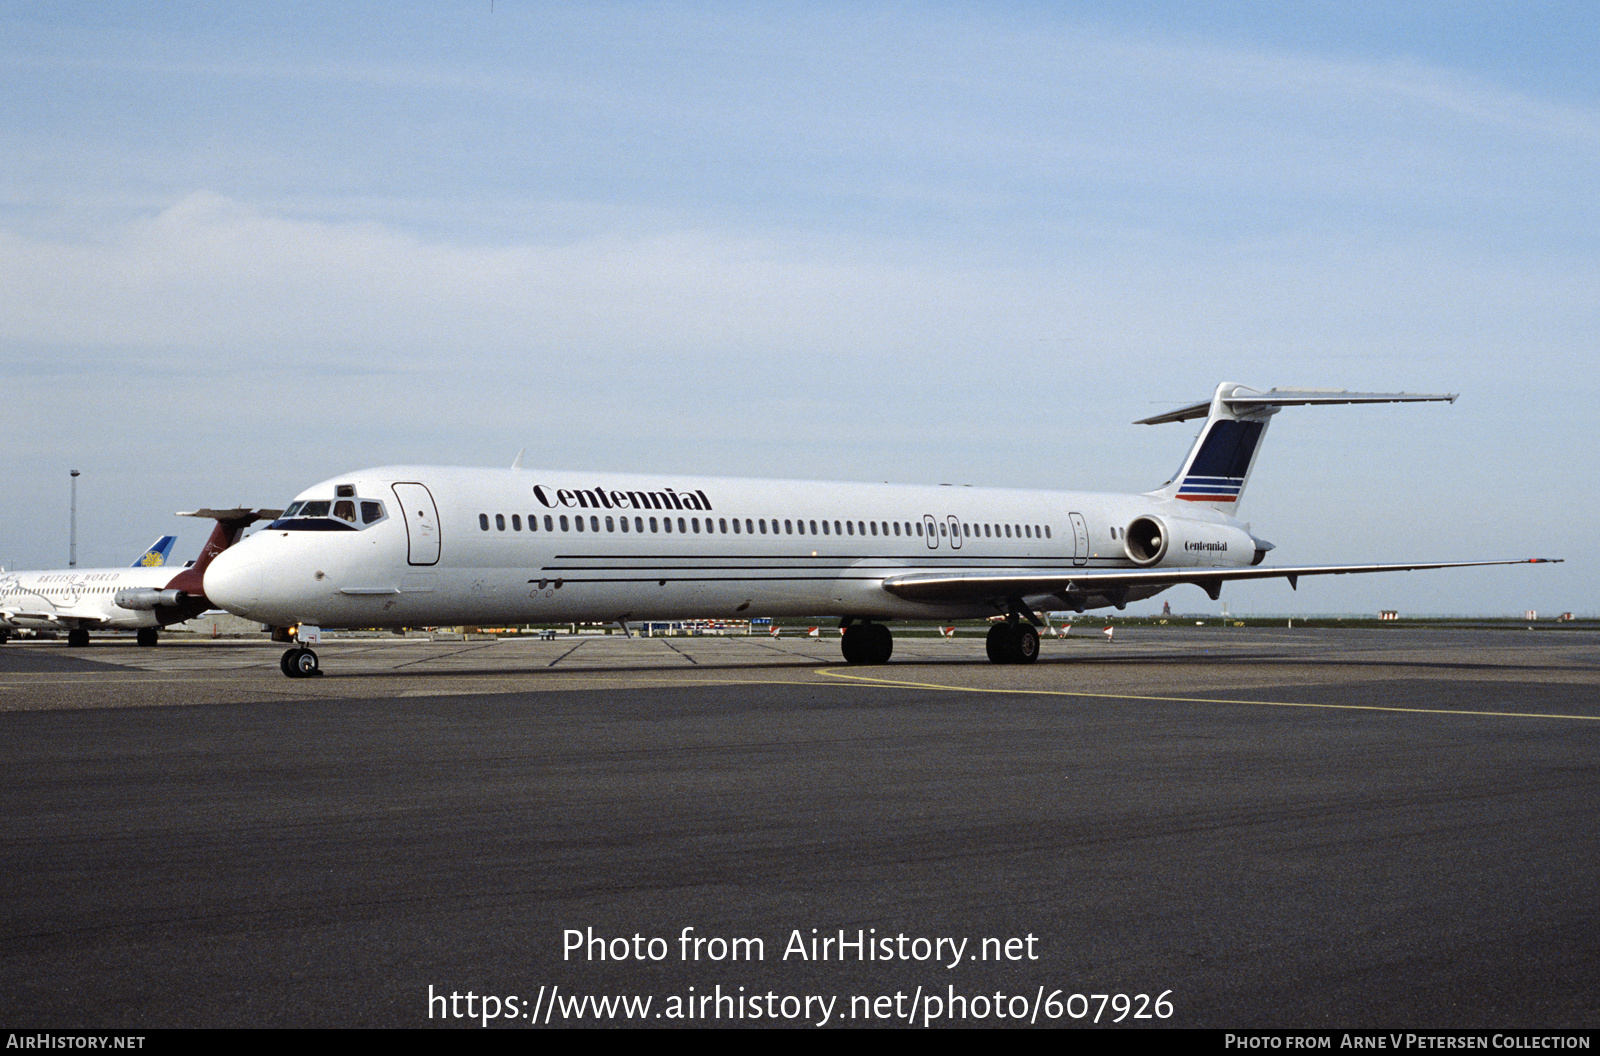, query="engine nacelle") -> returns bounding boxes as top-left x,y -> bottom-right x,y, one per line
114,588 -> 188,611
1123,515 -> 1260,568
